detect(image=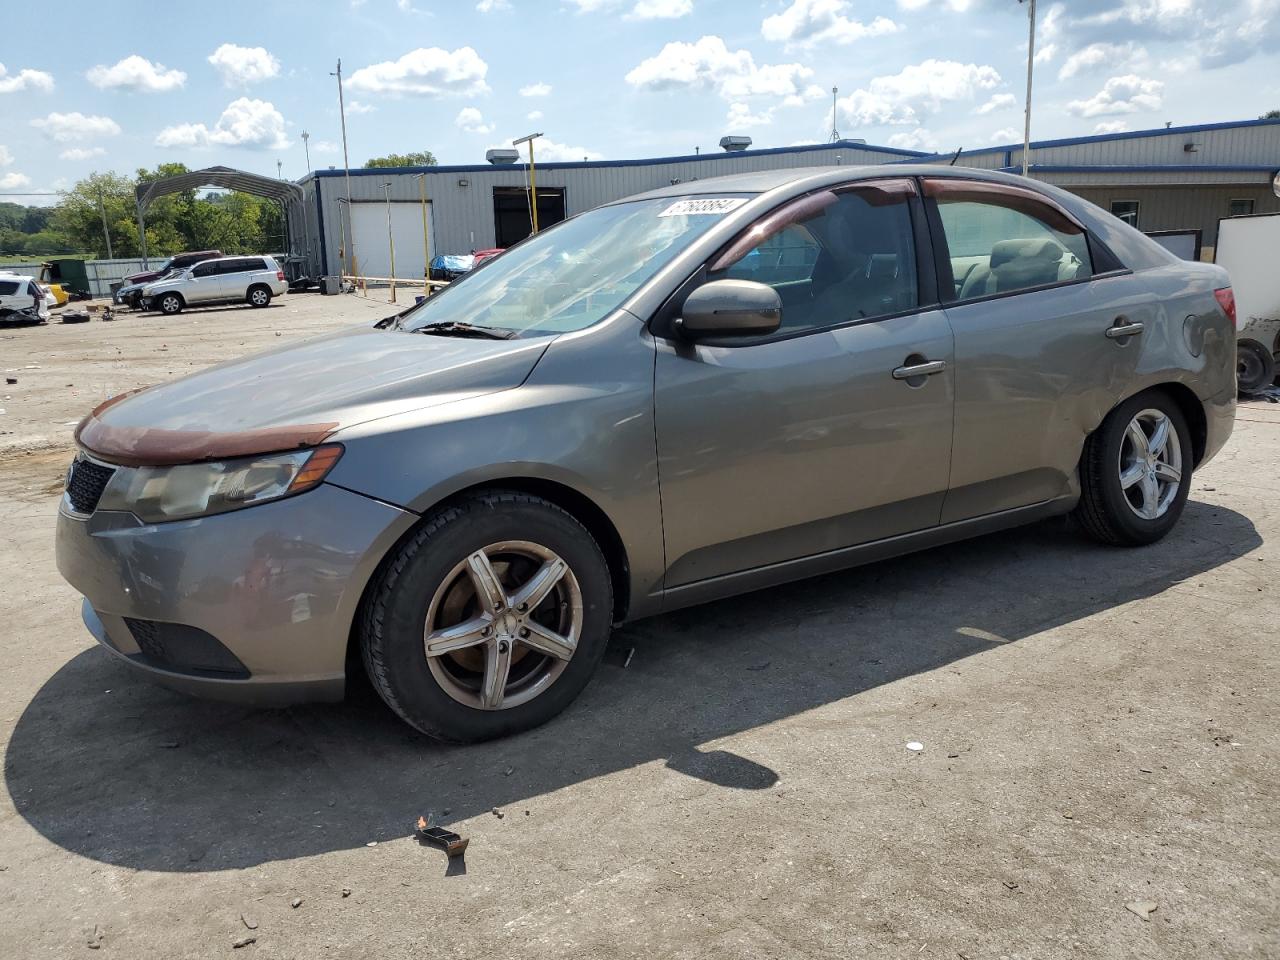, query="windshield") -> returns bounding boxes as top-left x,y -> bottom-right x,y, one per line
398,195 -> 754,336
